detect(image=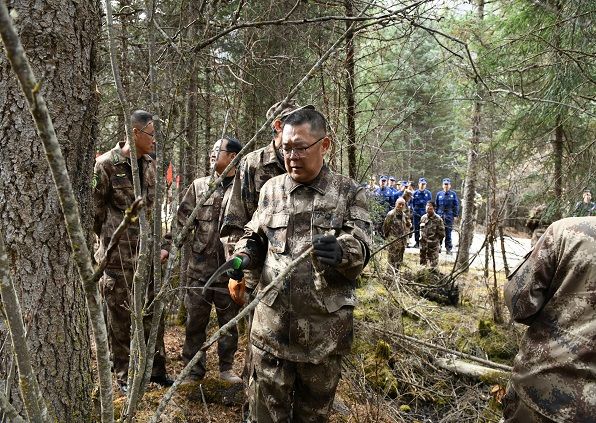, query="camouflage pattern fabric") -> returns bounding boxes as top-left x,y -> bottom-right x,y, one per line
234,165 -> 371,419
502,382 -> 558,423
504,217 -> 596,423
93,141 -> 156,268
100,269 -> 167,383
93,142 -> 166,381
234,165 -> 372,363
220,140 -> 286,285
383,209 -> 412,268
419,213 -> 444,267
177,176 -> 240,377
247,344 -> 342,423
